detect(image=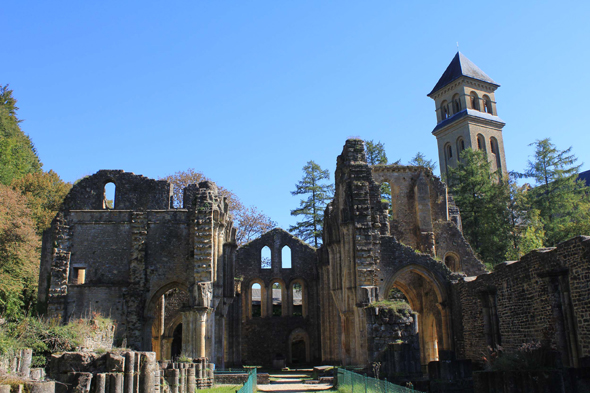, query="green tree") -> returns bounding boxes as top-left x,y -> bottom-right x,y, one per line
11,171 -> 71,234
365,140 -> 397,203
365,140 -> 388,166
520,139 -> 590,246
408,152 -> 437,172
448,149 -> 511,267
505,177 -> 545,260
0,185 -> 40,318
289,160 -> 334,247
0,85 -> 42,185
